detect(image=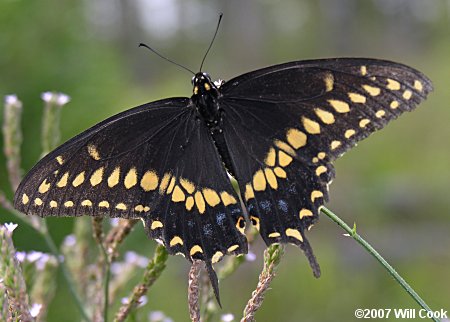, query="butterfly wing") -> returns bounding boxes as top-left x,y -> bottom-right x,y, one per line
218,58 -> 432,275
14,97 -> 247,299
